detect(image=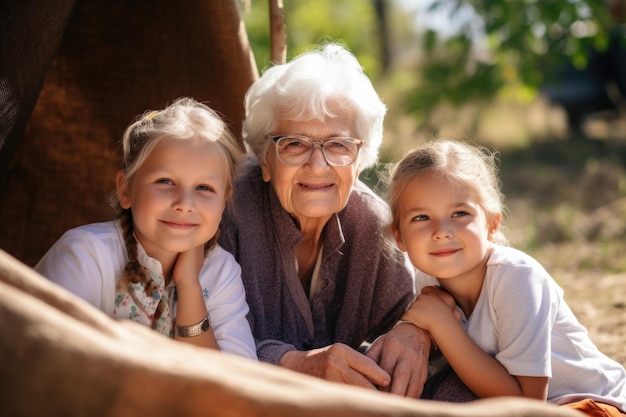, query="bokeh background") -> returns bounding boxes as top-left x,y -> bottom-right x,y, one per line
242,0 -> 626,366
